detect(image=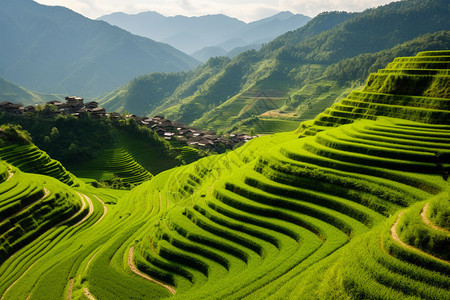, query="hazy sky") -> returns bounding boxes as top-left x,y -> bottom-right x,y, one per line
34,0 -> 395,22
